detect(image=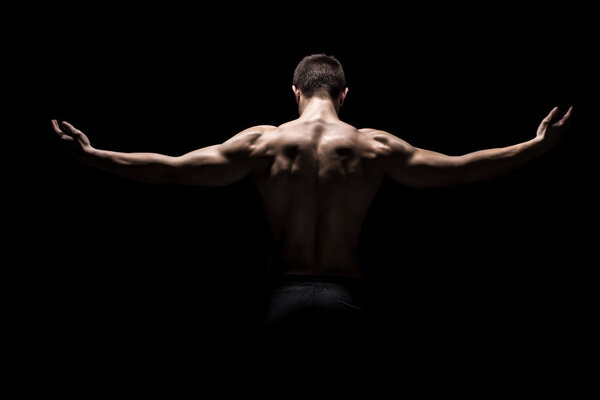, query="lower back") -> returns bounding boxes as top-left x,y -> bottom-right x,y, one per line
270,242 -> 363,278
